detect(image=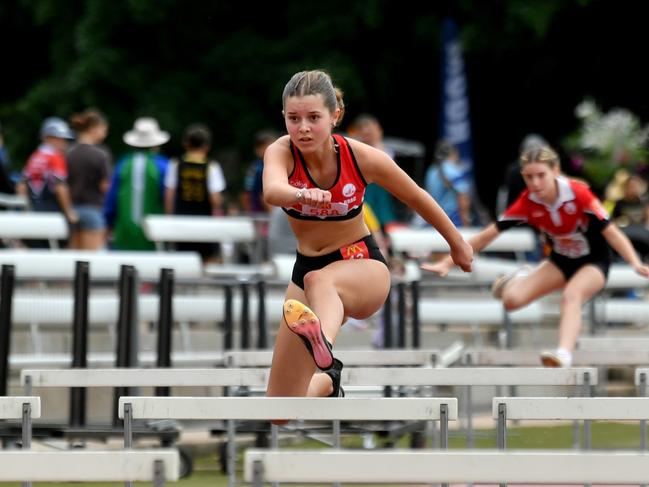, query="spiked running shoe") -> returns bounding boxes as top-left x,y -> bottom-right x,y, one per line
283,299 -> 334,370
540,349 -> 572,368
324,358 -> 345,397
491,265 -> 533,299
